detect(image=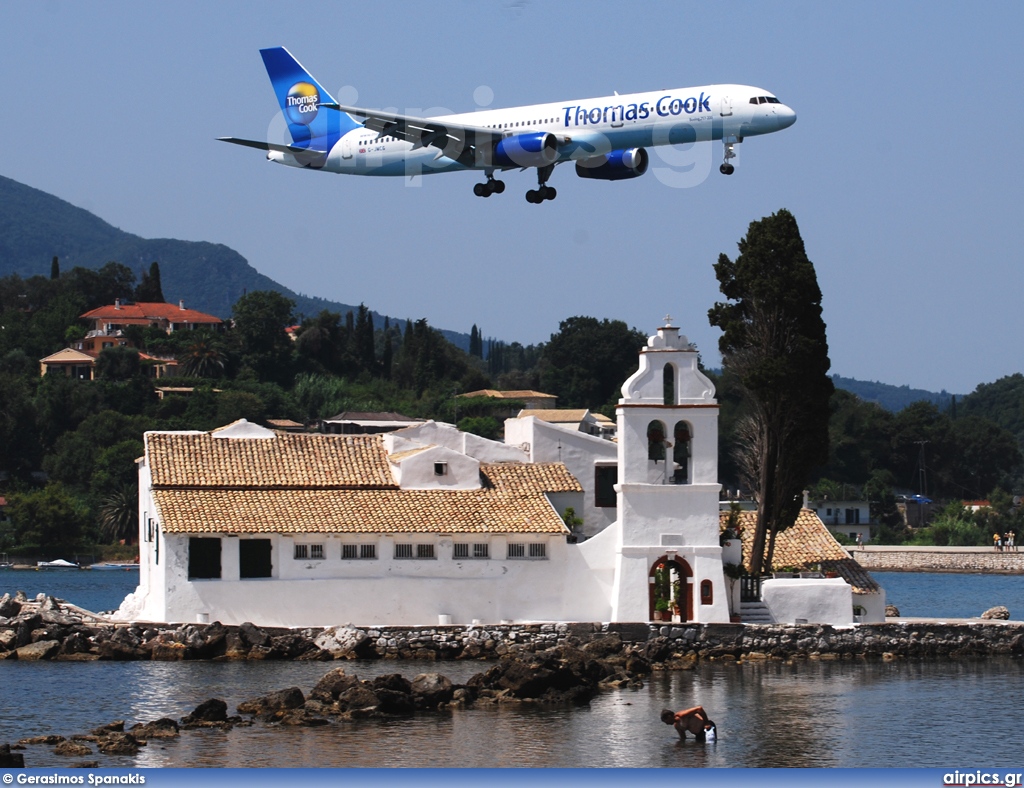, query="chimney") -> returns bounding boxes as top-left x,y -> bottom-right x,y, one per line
179,300 -> 185,310
114,298 -> 121,310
